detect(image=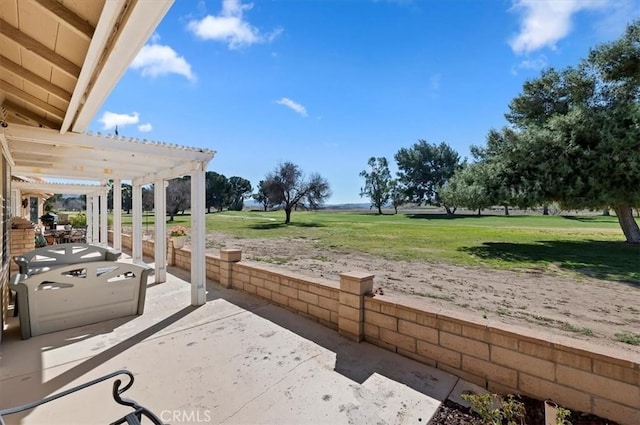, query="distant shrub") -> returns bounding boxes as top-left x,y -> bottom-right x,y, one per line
70,213 -> 86,228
